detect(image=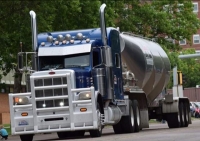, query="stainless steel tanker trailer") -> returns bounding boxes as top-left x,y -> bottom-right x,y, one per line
121,32 -> 190,129
8,3 -> 190,141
